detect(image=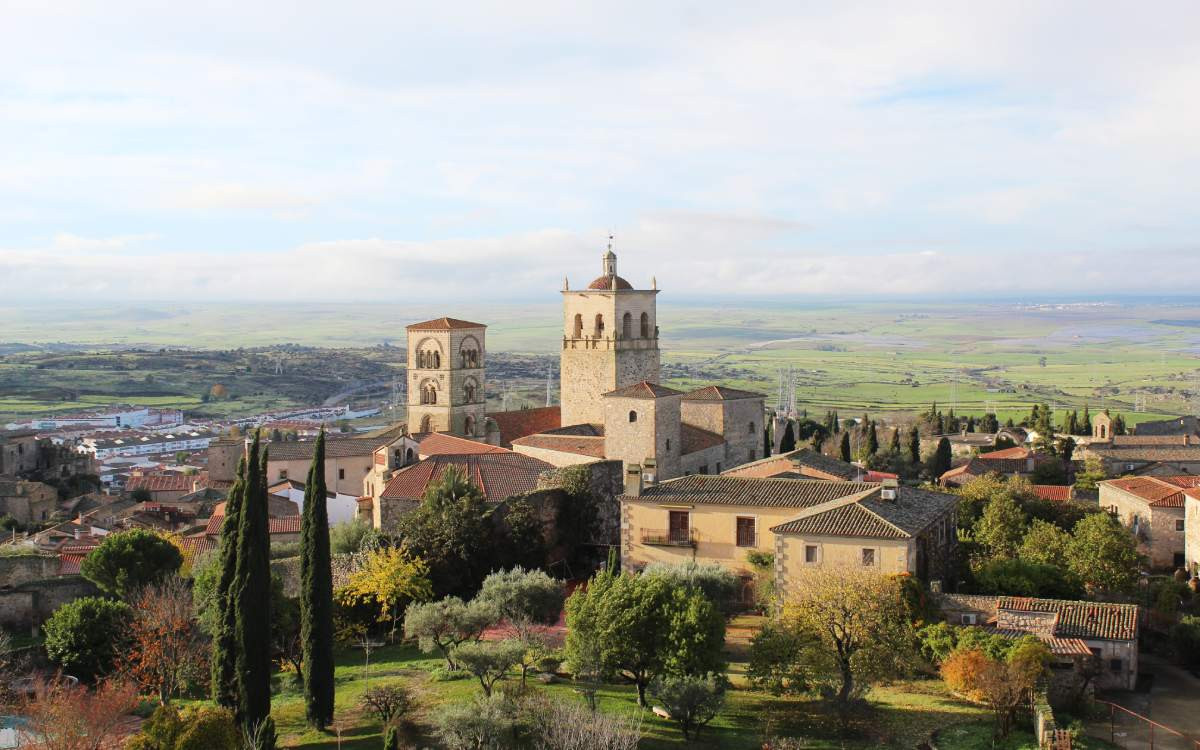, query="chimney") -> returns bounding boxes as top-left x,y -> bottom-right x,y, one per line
625,464 -> 643,497
880,478 -> 899,501
642,458 -> 658,486
74,528 -> 82,540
